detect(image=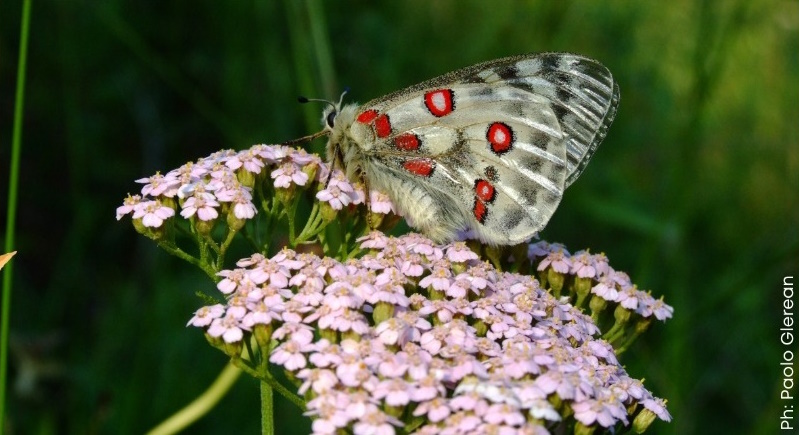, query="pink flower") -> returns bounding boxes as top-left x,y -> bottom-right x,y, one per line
132,200 -> 175,227
591,275 -> 619,301
271,162 -> 308,187
642,396 -> 672,421
232,197 -> 257,219
419,264 -> 452,291
180,195 -> 220,221
650,298 -> 674,320
368,190 -> 394,214
374,316 -> 426,348
591,252 -> 611,276
116,194 -> 142,220
236,253 -> 267,267
358,231 -> 390,249
336,354 -> 371,388
527,241 -> 551,259
617,286 -> 640,310
207,312 -> 246,343
289,148 -> 318,166
409,375 -> 444,402
136,171 -> 180,197
216,186 -> 257,219
216,268 -> 249,294
270,339 -> 308,371
537,250 -> 572,273
254,144 -> 287,164
249,260 -> 291,288
570,250 -> 597,278
226,149 -> 265,174
484,403 -> 525,426
445,242 -> 479,262
373,379 -> 411,407
316,185 -> 352,210
187,304 -> 225,327
352,411 -> 402,435
241,301 -> 279,326
413,397 -> 451,422
297,368 -> 339,395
